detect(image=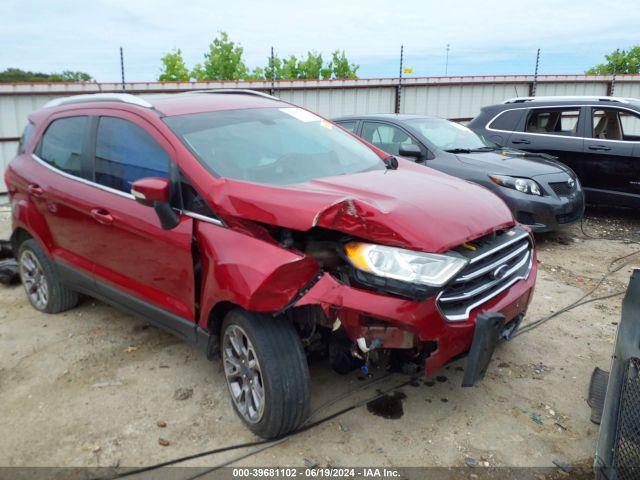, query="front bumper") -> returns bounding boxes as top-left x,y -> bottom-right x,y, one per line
295,253 -> 537,377
490,184 -> 585,233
